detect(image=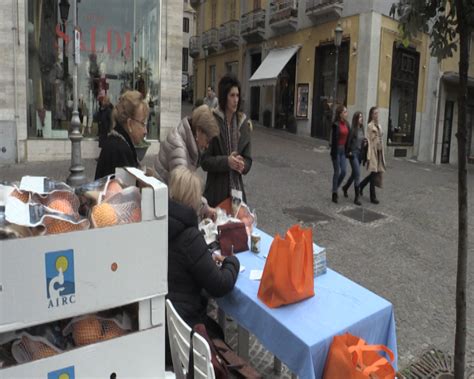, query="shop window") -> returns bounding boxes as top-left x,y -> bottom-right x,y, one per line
387,44 -> 420,145
254,0 -> 262,10
211,0 -> 217,28
27,0 -> 161,140
226,61 -> 238,75
182,48 -> 189,72
183,17 -> 190,33
230,0 -> 237,19
209,65 -> 216,91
